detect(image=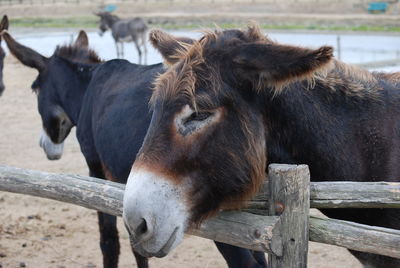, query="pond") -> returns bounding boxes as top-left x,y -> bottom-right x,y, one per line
4,29 -> 400,72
